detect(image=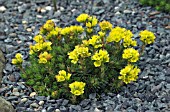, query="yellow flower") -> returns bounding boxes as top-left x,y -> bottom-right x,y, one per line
99,20 -> 112,31
122,30 -> 136,48
39,51 -> 52,61
107,27 -> 126,43
42,42 -> 52,51
69,81 -> 86,96
55,70 -> 72,82
122,48 -> 139,62
91,49 -> 109,67
61,27 -> 70,36
86,22 -> 92,28
91,17 -> 98,27
33,35 -> 44,43
38,58 -> 47,64
139,30 -> 156,44
68,46 -> 91,64
119,64 -> 140,84
86,28 -> 93,33
56,75 -> 65,82
43,20 -> 55,31
12,53 -> 23,65
76,13 -> 89,22
89,35 -> 102,49
98,31 -> 105,37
